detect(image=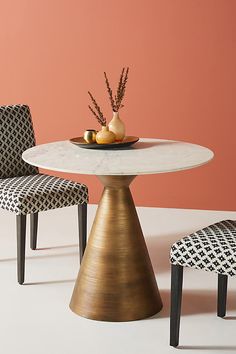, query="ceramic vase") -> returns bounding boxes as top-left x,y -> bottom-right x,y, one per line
108,111 -> 125,141
96,126 -> 116,144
